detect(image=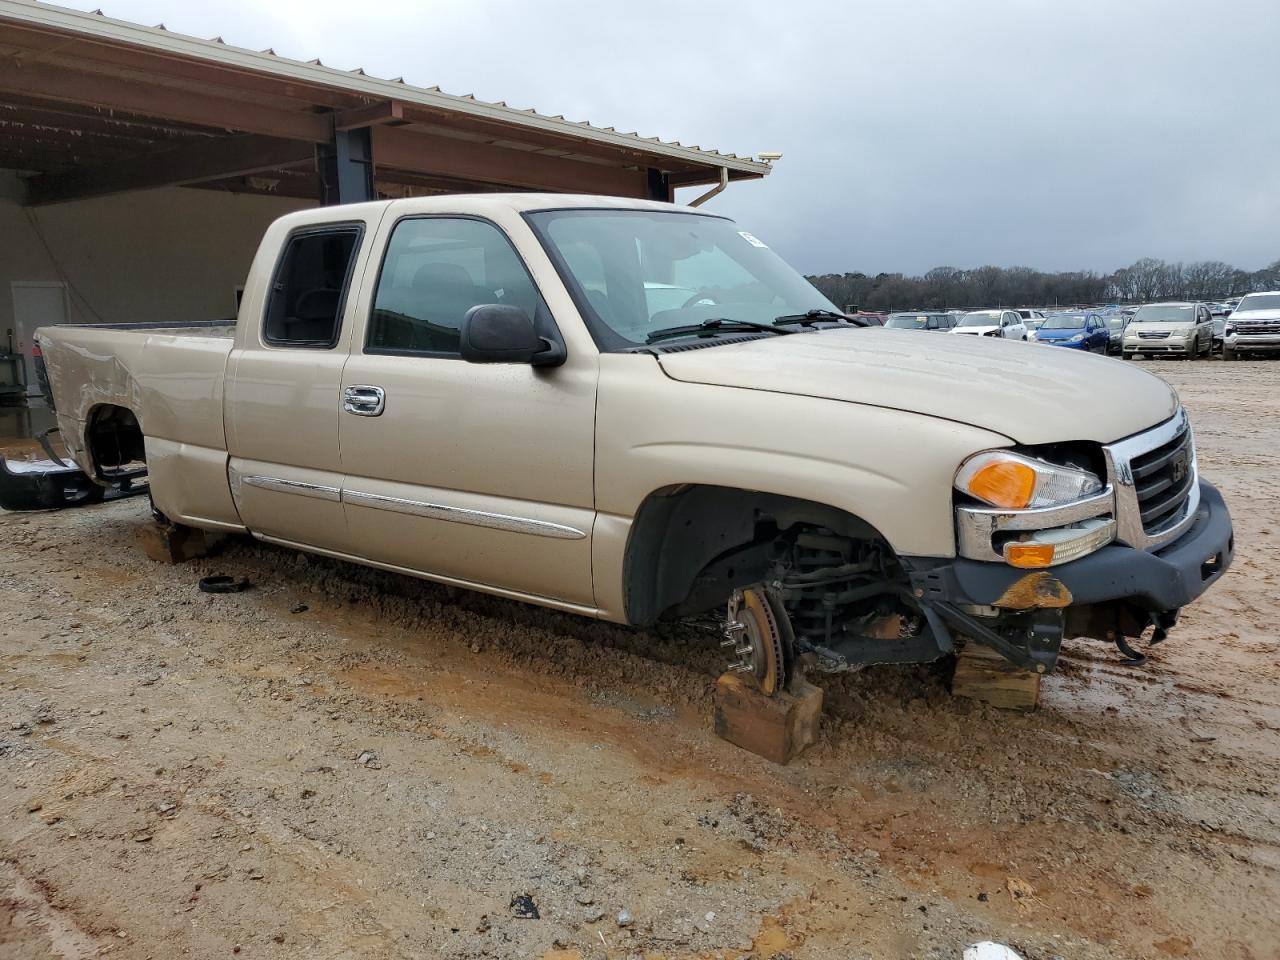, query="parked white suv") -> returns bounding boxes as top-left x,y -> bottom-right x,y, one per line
1223,291 -> 1280,360
952,309 -> 1027,340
